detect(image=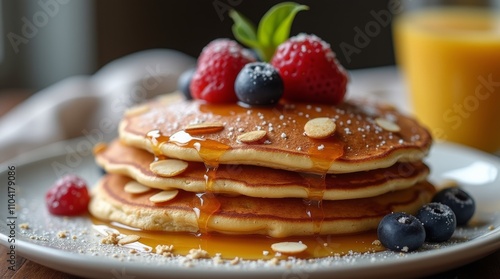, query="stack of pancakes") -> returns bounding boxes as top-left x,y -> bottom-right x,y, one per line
90,93 -> 435,238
